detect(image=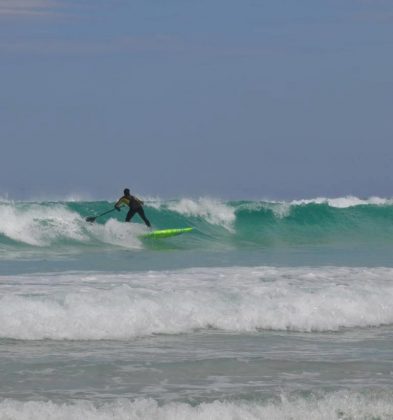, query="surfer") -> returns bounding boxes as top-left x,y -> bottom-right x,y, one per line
115,188 -> 151,227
